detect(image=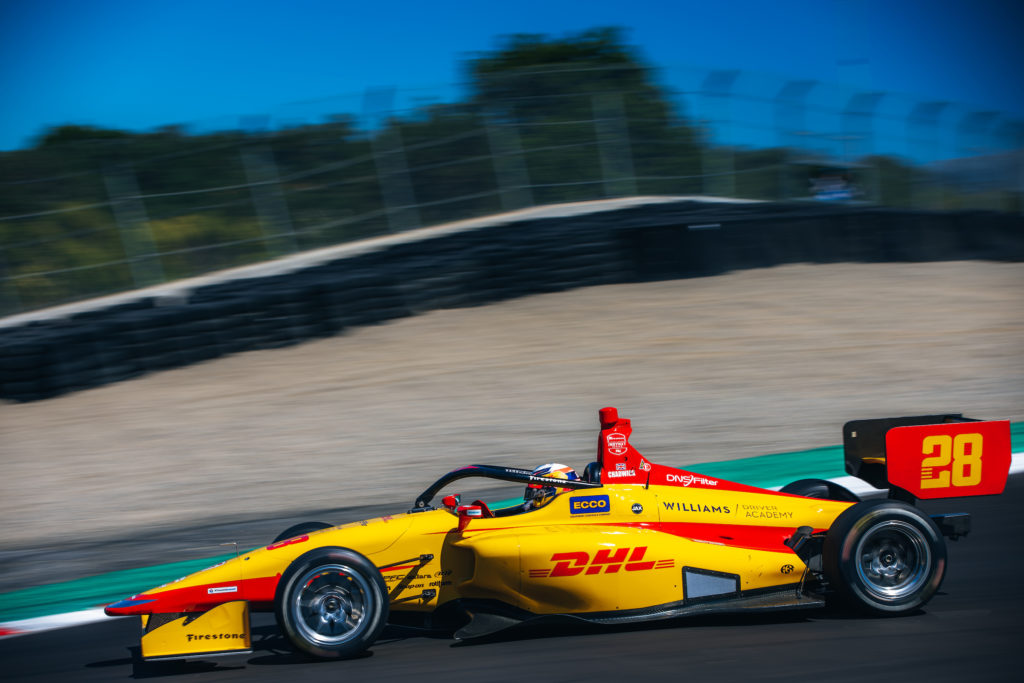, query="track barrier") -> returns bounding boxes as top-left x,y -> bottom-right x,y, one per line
2,199 -> 1022,402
